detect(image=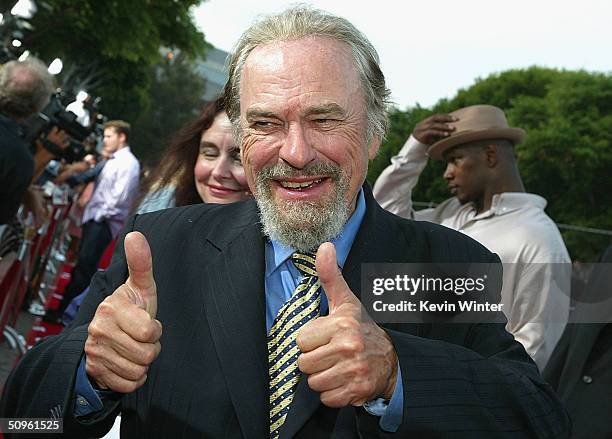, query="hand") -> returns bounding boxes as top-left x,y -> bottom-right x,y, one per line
413,114 -> 458,145
45,127 -> 70,149
296,243 -> 398,407
84,232 -> 162,393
